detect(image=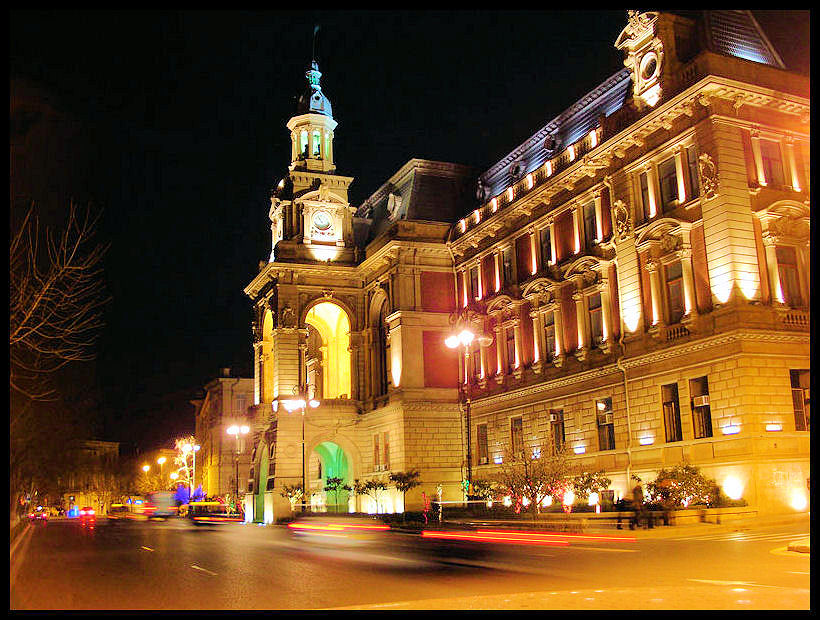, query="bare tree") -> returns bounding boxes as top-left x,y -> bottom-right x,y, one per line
493,443 -> 578,519
9,202 -> 109,405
